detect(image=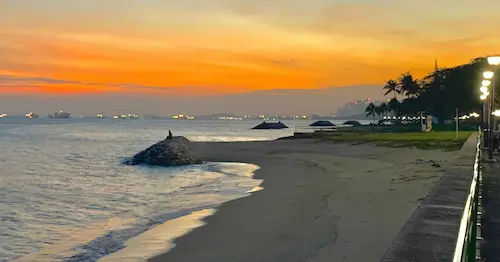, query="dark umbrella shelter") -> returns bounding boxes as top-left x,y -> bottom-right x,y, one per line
310,120 -> 335,127
252,121 -> 288,129
343,120 -> 362,126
